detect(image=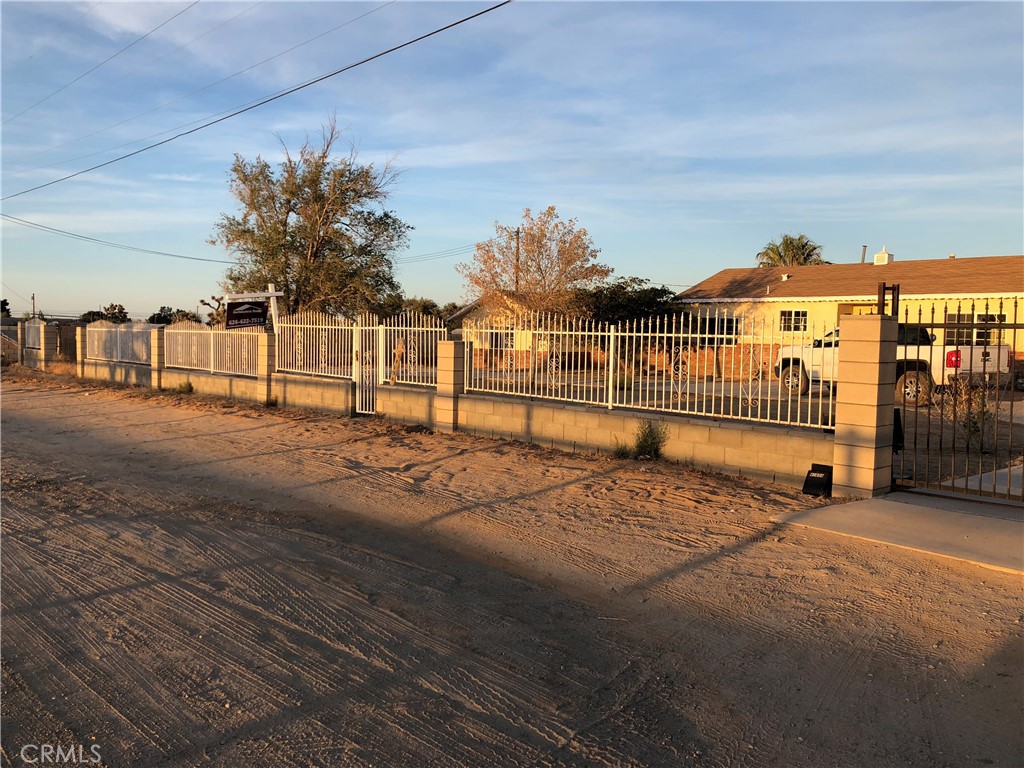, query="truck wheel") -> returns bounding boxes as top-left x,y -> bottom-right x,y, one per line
781,365 -> 809,396
897,371 -> 932,406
